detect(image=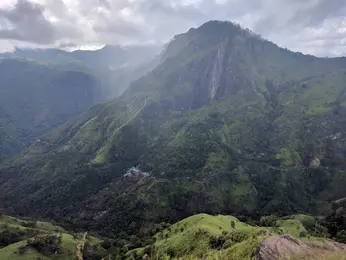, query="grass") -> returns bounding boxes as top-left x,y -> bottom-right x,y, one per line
59,233 -> 79,259
0,241 -> 50,260
222,230 -> 269,260
276,219 -> 307,237
0,215 -> 105,260
0,235 -> 79,260
127,214 -> 269,259
35,221 -> 66,233
86,235 -> 103,246
127,213 -> 343,260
